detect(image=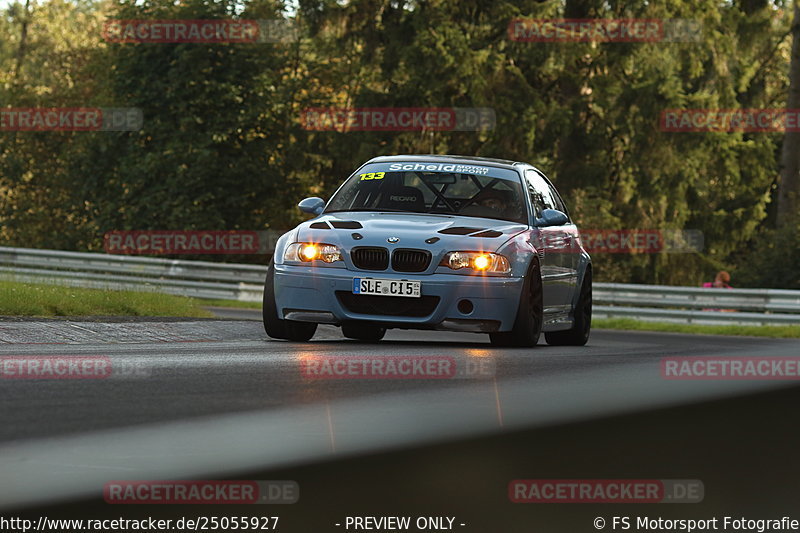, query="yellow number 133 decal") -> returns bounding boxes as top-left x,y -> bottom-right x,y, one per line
359,172 -> 385,181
